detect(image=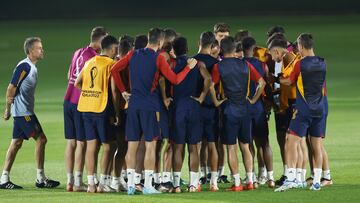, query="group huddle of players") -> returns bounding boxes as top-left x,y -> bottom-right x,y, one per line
62,23 -> 332,195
